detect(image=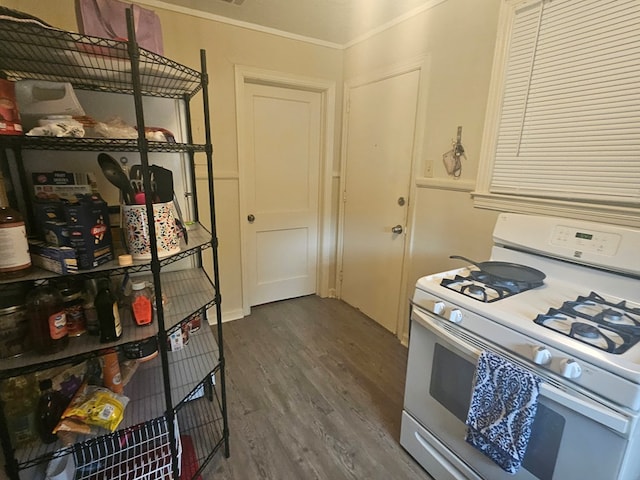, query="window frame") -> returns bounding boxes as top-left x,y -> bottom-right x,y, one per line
473,0 -> 640,228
